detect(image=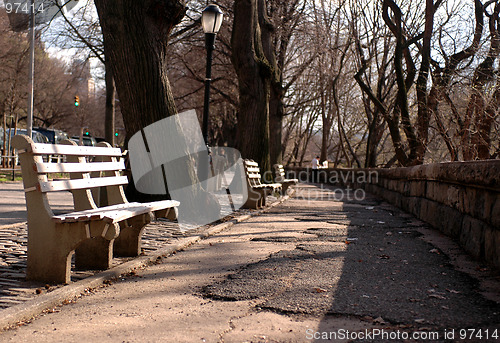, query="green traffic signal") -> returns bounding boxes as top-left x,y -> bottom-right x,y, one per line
74,95 -> 80,107
115,132 -> 119,137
